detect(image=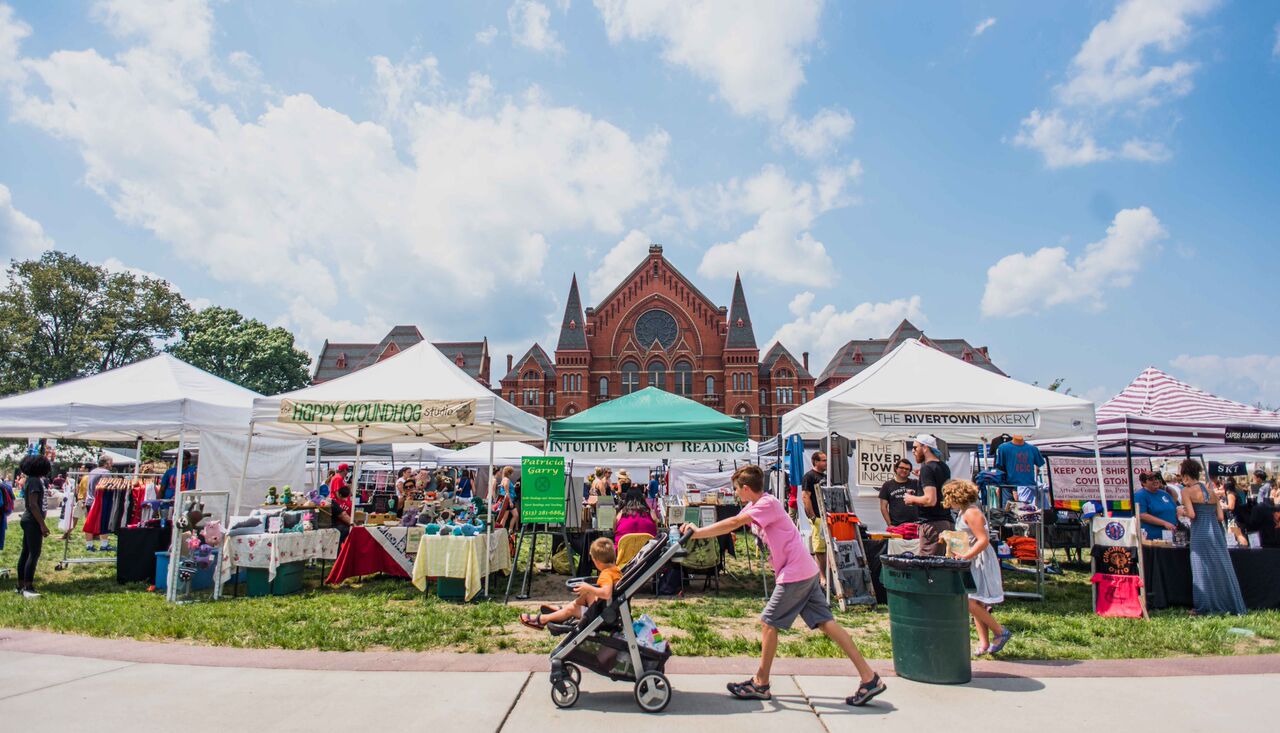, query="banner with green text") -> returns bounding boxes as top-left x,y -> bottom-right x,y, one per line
278,398 -> 476,427
520,456 -> 566,524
